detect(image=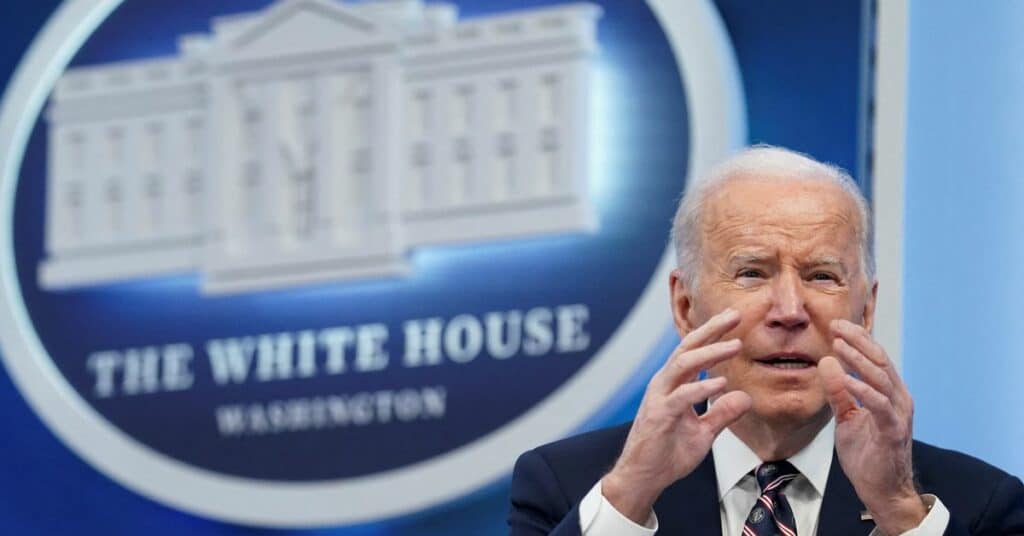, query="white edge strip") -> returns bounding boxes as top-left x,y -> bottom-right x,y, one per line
871,0 -> 908,369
